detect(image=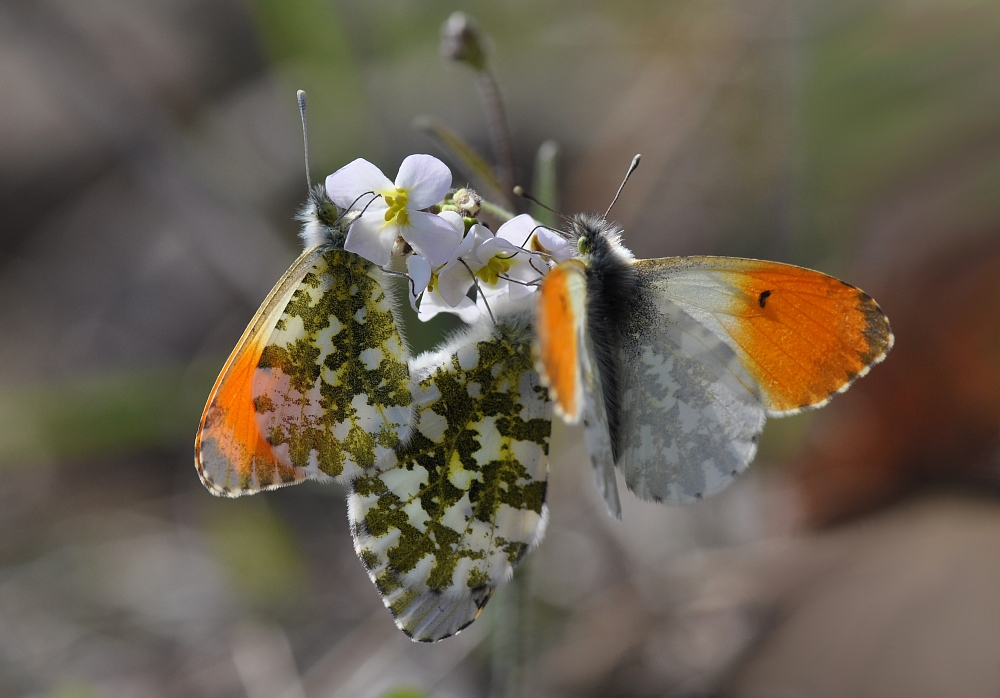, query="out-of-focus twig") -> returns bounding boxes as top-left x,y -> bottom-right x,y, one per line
440,12 -> 516,207
479,199 -> 515,222
531,140 -> 560,228
413,115 -> 507,203
490,561 -> 536,698
475,70 -> 516,201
